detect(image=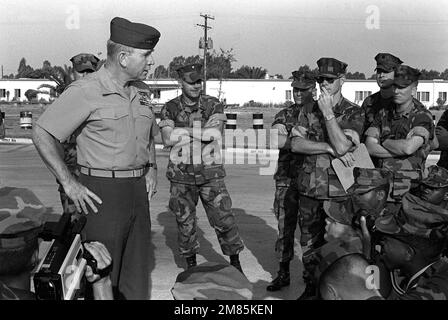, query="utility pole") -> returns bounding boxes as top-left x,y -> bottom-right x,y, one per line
197,13 -> 214,95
